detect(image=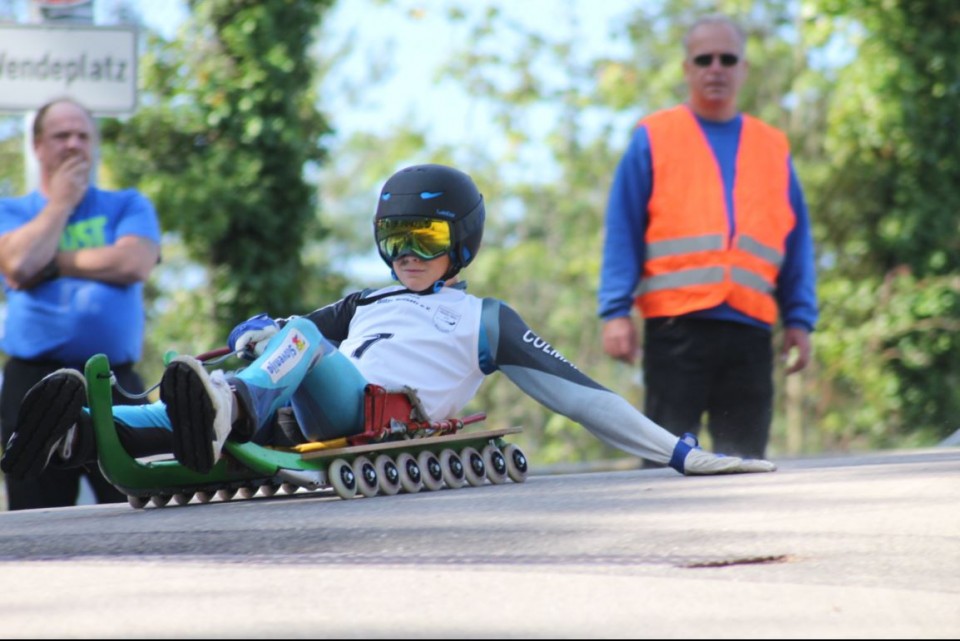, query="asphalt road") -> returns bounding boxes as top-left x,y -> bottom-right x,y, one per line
0,446 -> 957,639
